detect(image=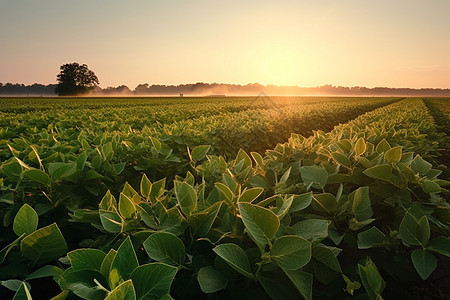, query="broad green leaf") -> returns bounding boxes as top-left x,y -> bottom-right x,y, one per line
150,137 -> 162,152
250,151 -> 264,166
12,282 -> 32,300
99,190 -> 117,211
197,266 -> 228,294
238,187 -> 264,203
411,249 -> 437,280
399,213 -> 430,246
100,249 -> 117,279
1,280 -> 29,292
20,223 -> 68,265
23,169 -> 51,185
289,192 -> 313,212
421,180 -> 441,194
130,263 -> 177,300
143,232 -> 185,267
357,226 -> 388,249
279,167 -> 291,184
358,258 -> 385,299
363,164 -> 392,181
351,187 -> 373,222
270,235 -> 311,270
384,146 -> 402,163
411,155 -> 432,175
76,152 -> 88,170
99,210 -> 123,233
354,137 -> 366,156
26,264 -> 63,280
283,269 -> 313,300
110,237 -> 139,288
427,236 -> 450,257
140,174 -> 152,199
189,202 -> 222,237
136,203 -> 158,229
149,178 -> 165,202
105,279 -> 136,300
375,139 -> 391,154
331,152 -> 351,169
48,162 -> 77,181
238,202 -> 280,248
300,165 -> 328,189
119,193 -> 136,219
215,183 -> 234,203
292,219 -> 329,244
235,149 -> 252,169
312,244 -> 342,273
213,243 -> 253,278
174,181 -> 197,217
122,182 -> 140,203
59,267 -> 107,299
13,204 -> 38,236
191,145 -> 210,161
276,196 -> 293,219
311,193 -> 337,215
257,270 -> 301,300
68,249 -> 106,272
